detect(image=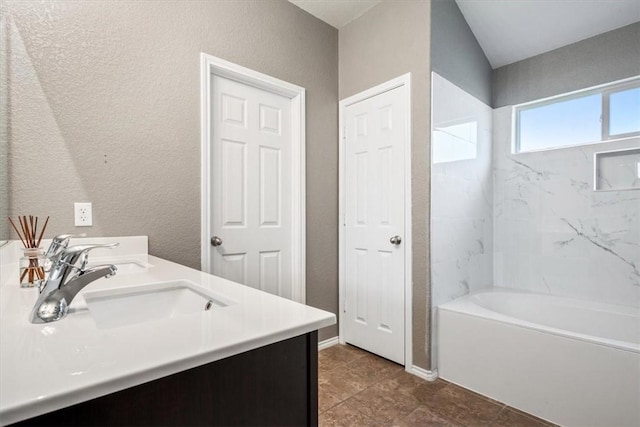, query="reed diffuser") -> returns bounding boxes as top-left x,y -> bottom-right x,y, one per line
8,216 -> 49,287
